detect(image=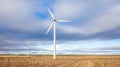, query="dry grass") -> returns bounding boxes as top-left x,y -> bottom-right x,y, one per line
0,55 -> 120,67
